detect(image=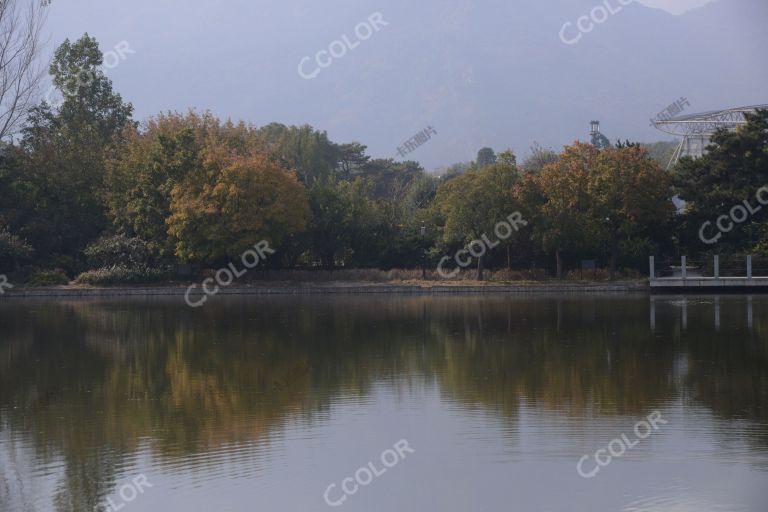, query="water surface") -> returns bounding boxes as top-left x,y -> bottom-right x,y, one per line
0,294 -> 766,511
